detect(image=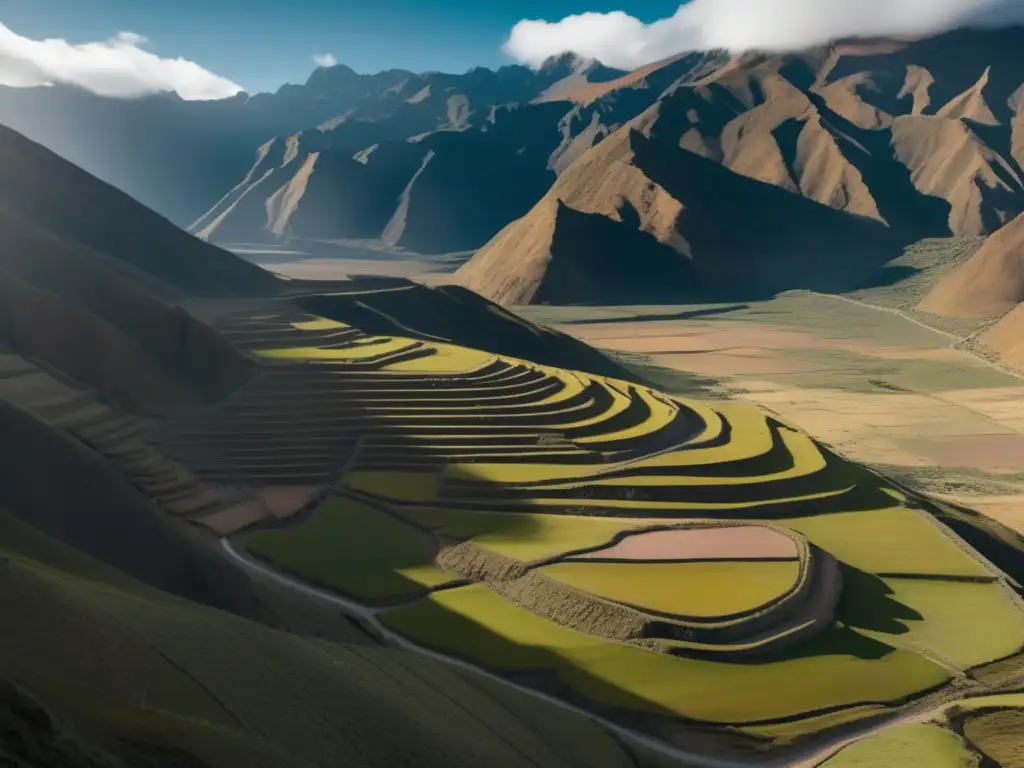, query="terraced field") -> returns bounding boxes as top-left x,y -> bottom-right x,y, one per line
149,305 -> 1024,759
